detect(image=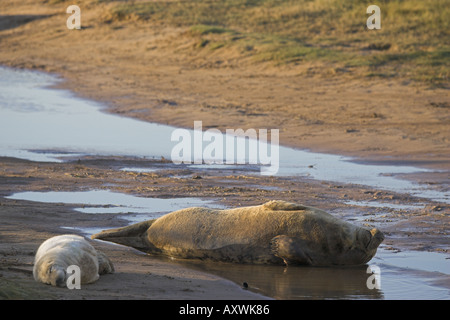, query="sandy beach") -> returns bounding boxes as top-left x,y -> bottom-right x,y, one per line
0,0 -> 448,300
